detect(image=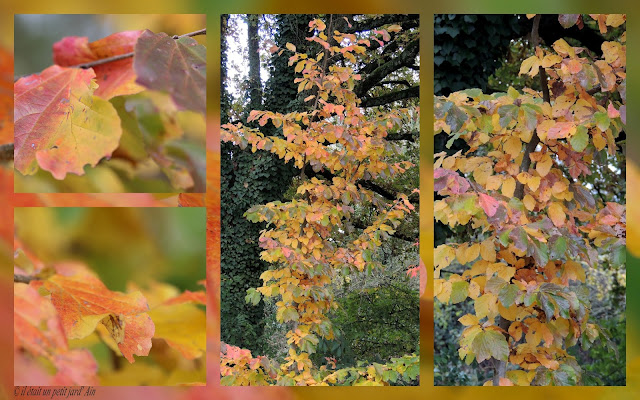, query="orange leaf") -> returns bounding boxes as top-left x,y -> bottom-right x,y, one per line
38,264 -> 154,363
14,283 -> 99,385
53,31 -> 144,99
178,193 -> 205,207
